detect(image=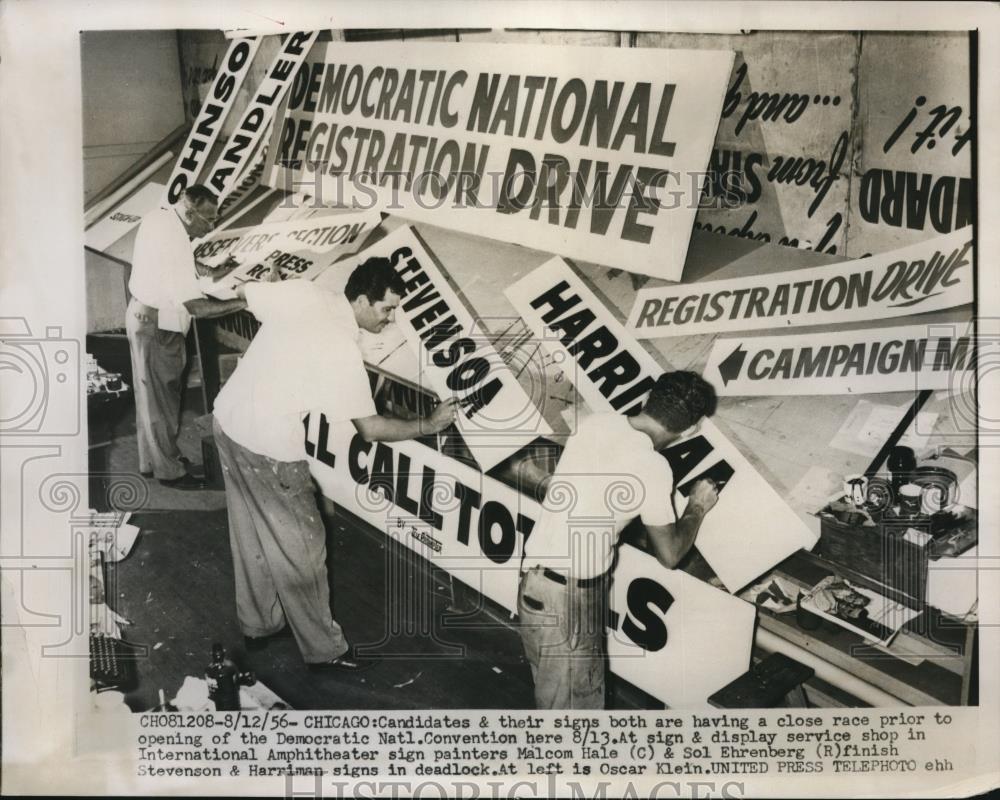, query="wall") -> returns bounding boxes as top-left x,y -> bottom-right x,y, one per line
81,30 -> 187,203
82,30 -> 188,333
85,248 -> 129,333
